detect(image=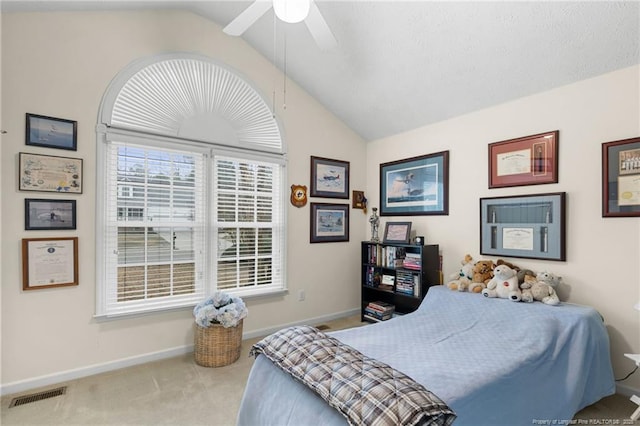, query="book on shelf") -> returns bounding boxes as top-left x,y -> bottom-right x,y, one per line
363,314 -> 392,322
402,252 -> 422,270
395,270 -> 420,297
364,301 -> 394,321
367,300 -> 395,313
364,308 -> 393,320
